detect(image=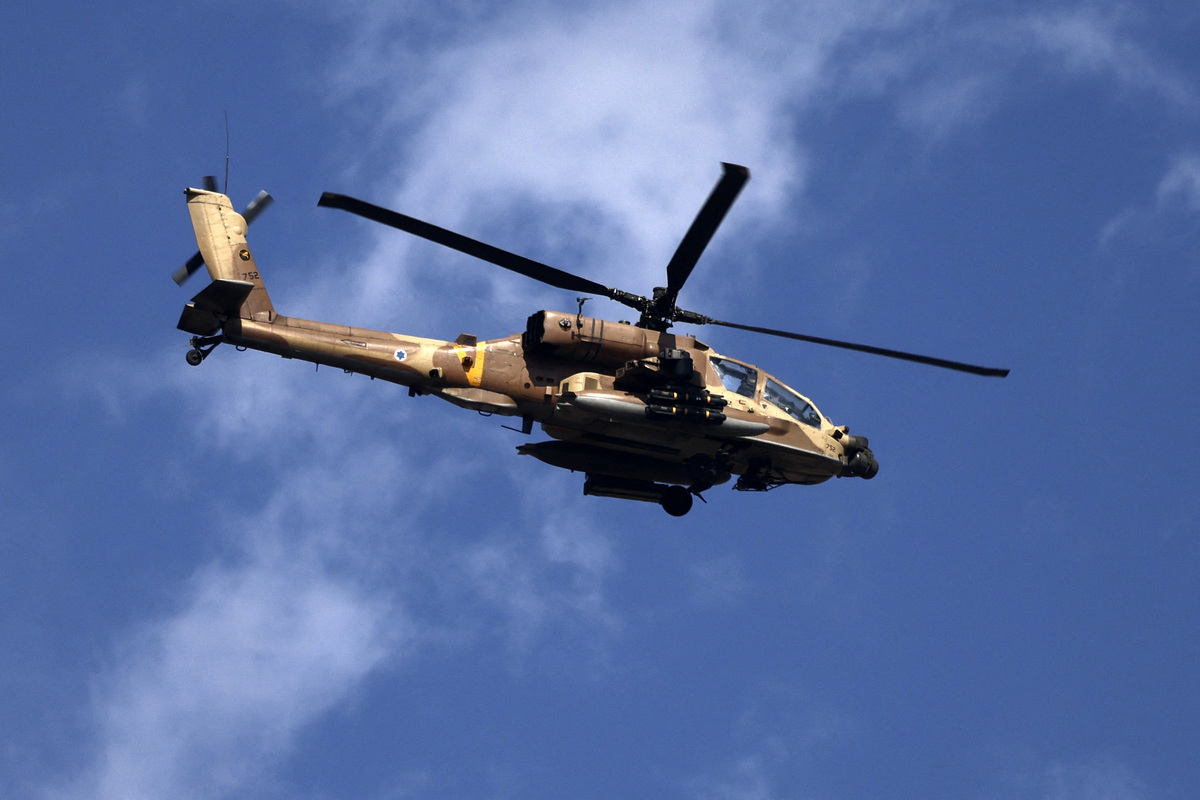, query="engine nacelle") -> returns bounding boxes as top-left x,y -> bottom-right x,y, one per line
525,310 -> 694,366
